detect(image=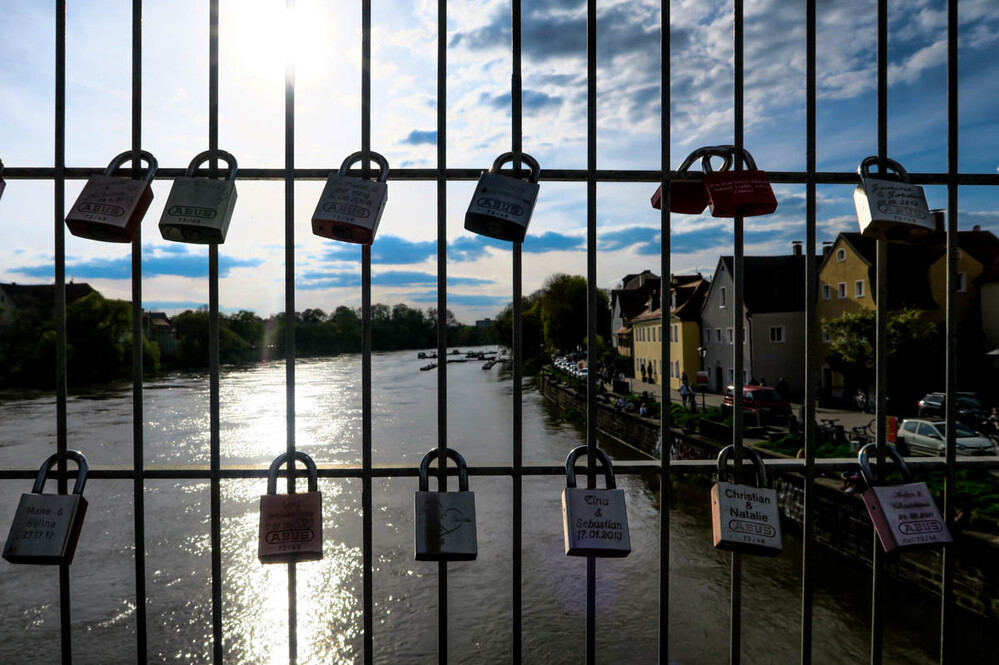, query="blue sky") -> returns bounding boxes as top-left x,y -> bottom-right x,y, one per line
0,0 -> 996,323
